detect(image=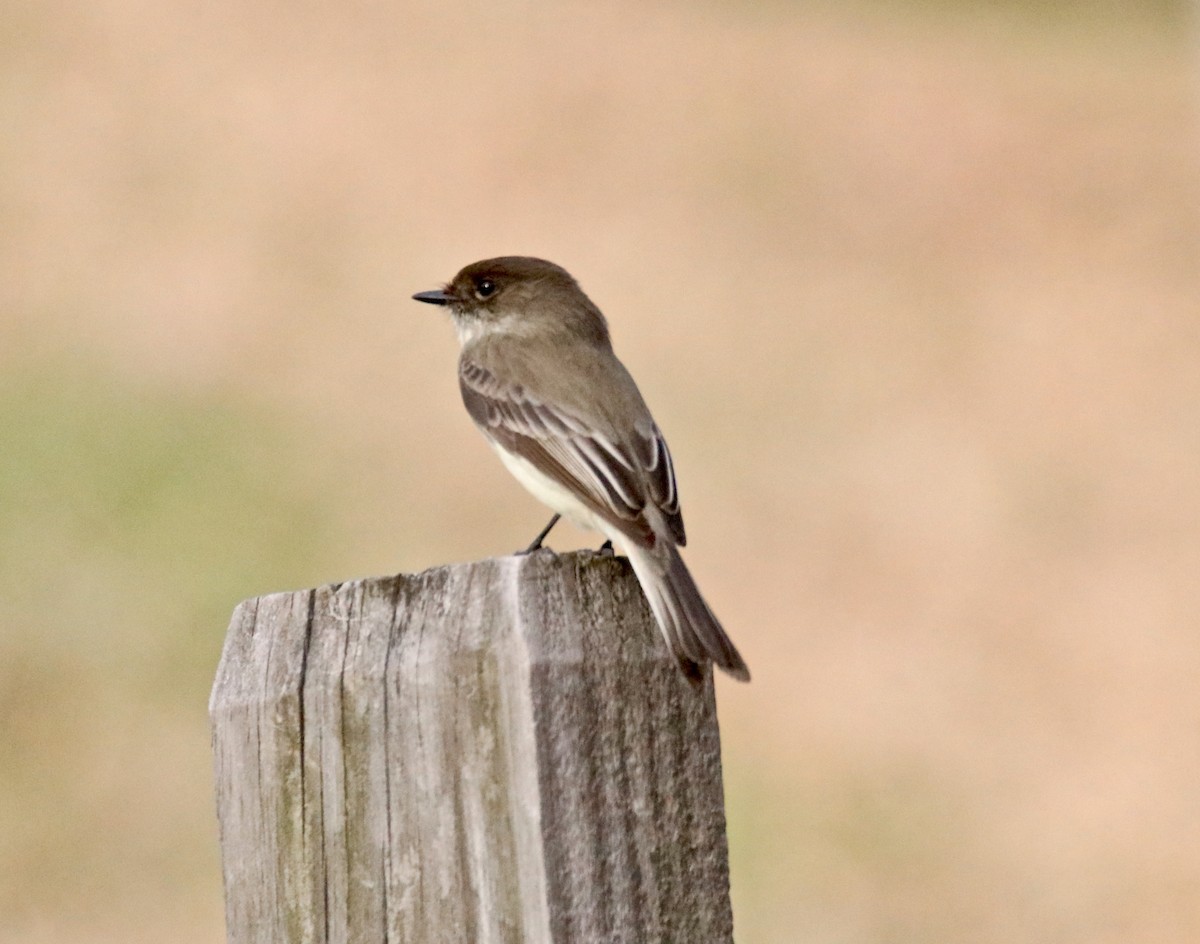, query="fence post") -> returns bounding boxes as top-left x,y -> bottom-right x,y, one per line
210,550 -> 735,943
